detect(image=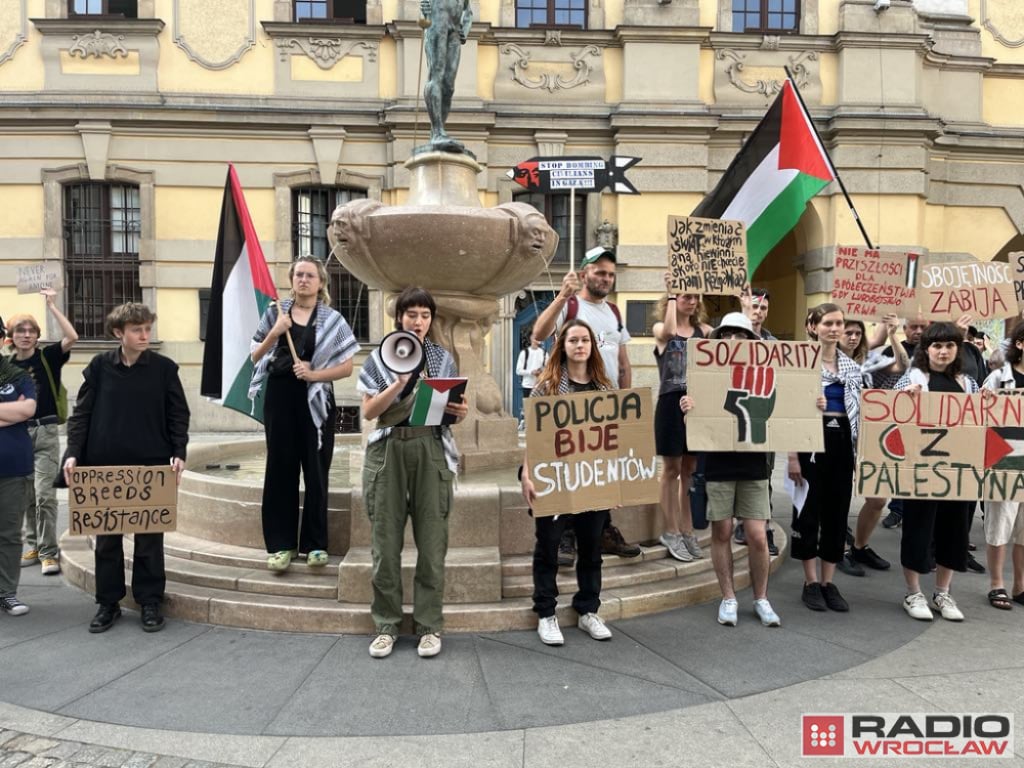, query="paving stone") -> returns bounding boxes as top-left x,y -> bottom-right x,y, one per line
63,747 -> 133,768
148,758 -> 188,768
119,754 -> 158,768
37,745 -> 81,763
1,738 -> 59,756
13,758 -> 57,768
0,752 -> 32,768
